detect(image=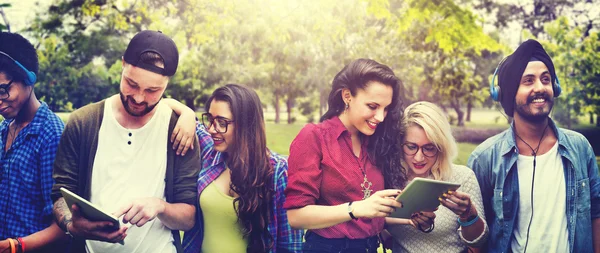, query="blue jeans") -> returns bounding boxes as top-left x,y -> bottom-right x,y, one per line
302,231 -> 380,253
